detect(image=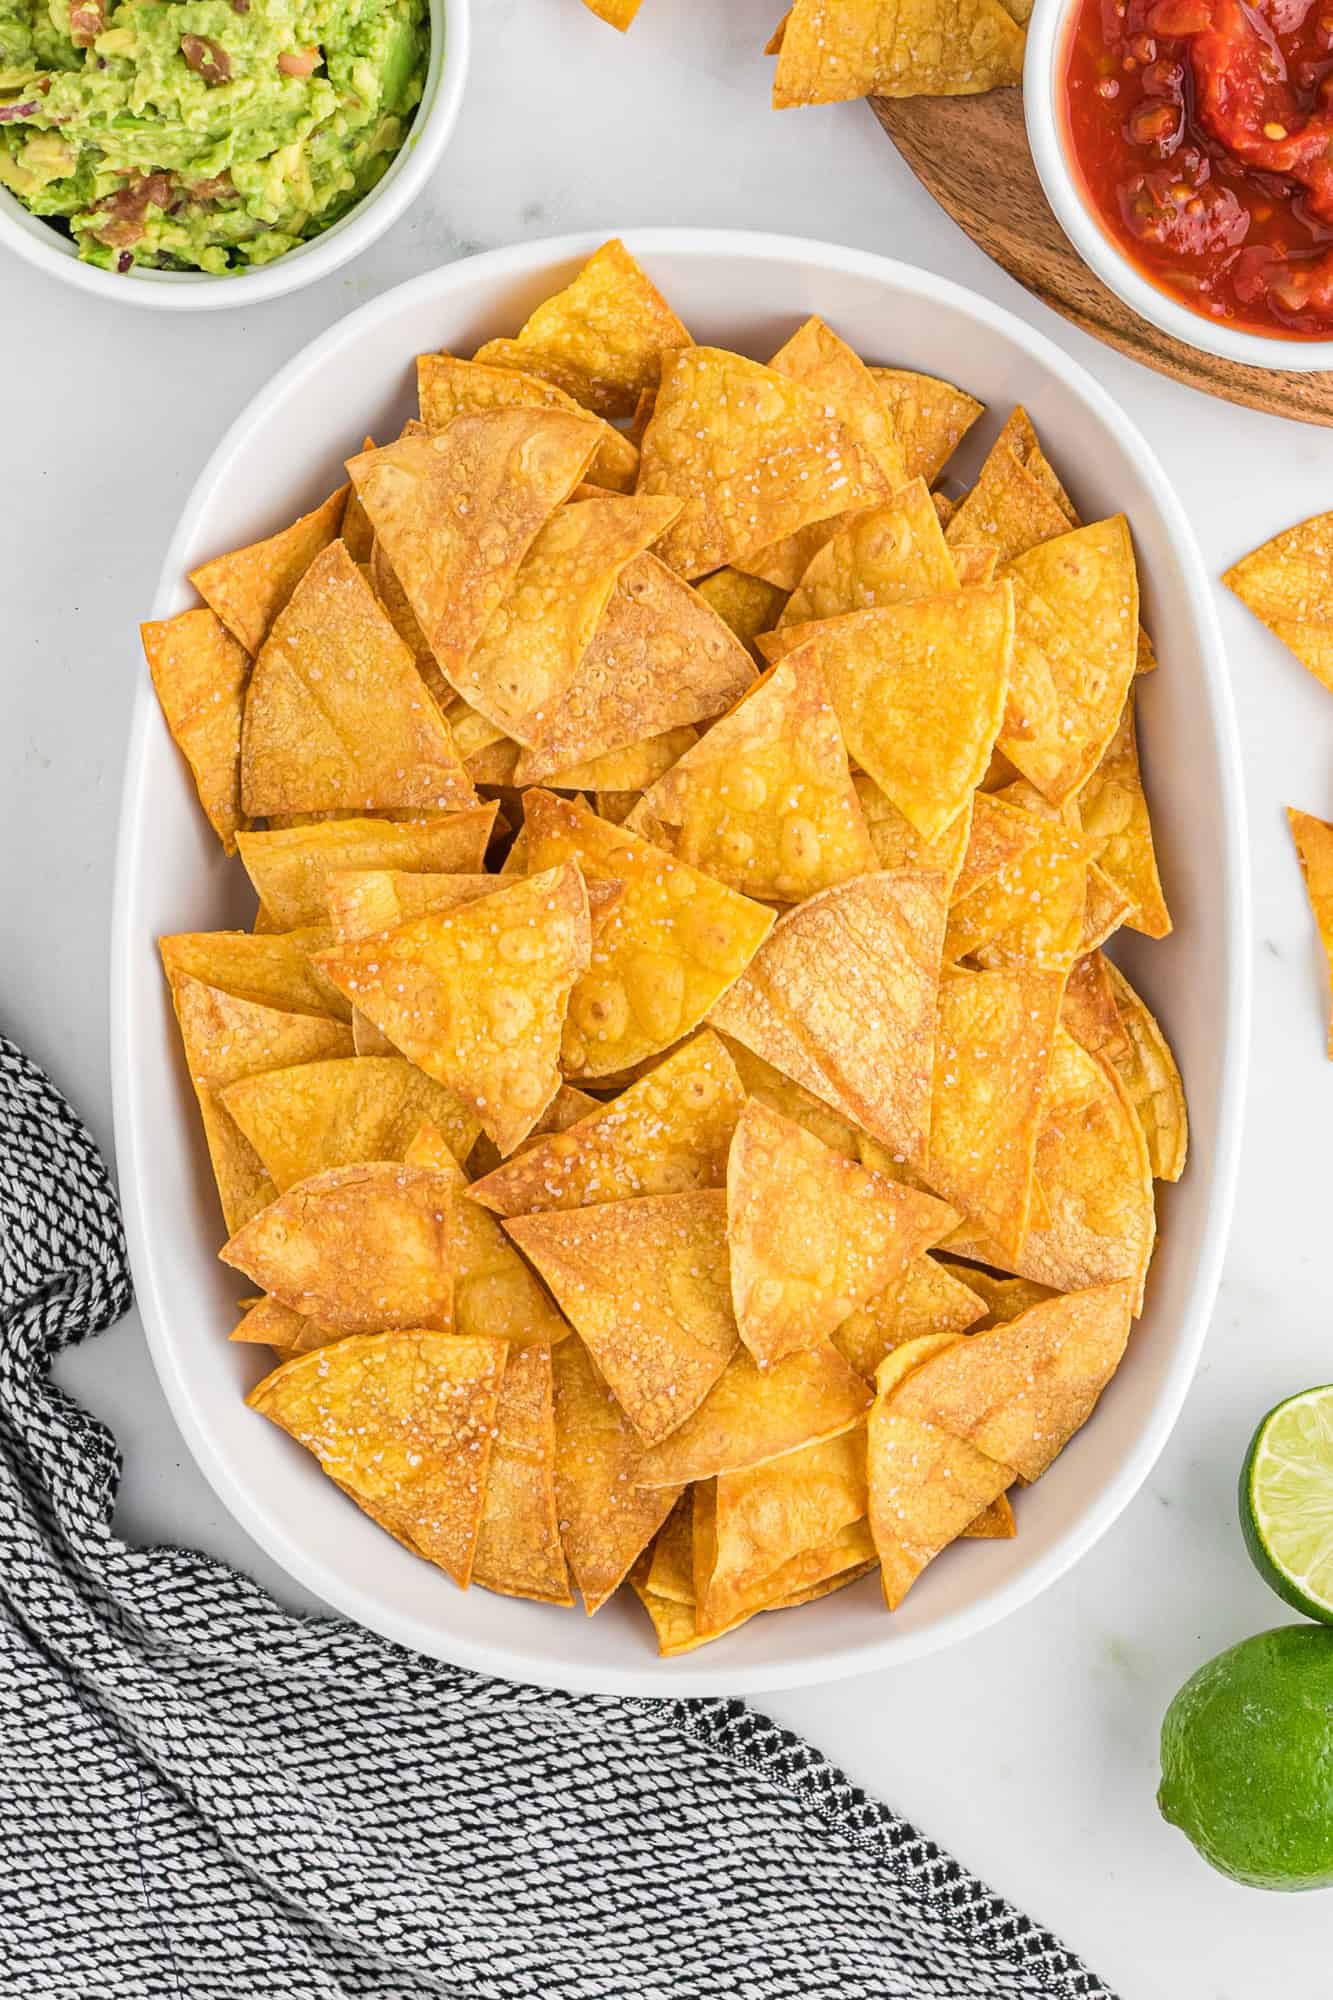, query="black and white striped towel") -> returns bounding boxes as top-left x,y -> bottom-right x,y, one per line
0,1032 -> 1112,1999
